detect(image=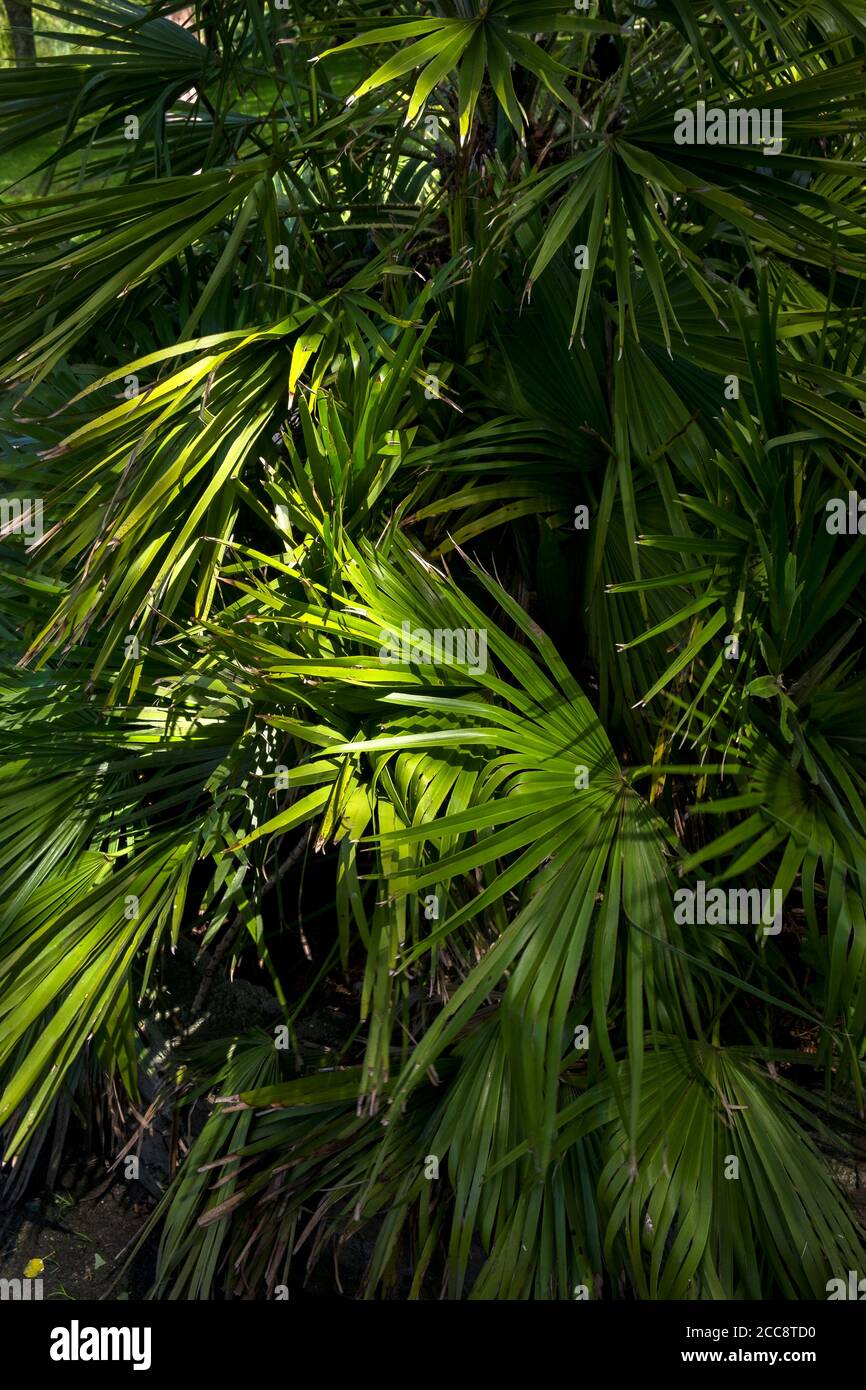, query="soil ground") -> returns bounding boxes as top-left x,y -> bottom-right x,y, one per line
0,1179 -> 158,1302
